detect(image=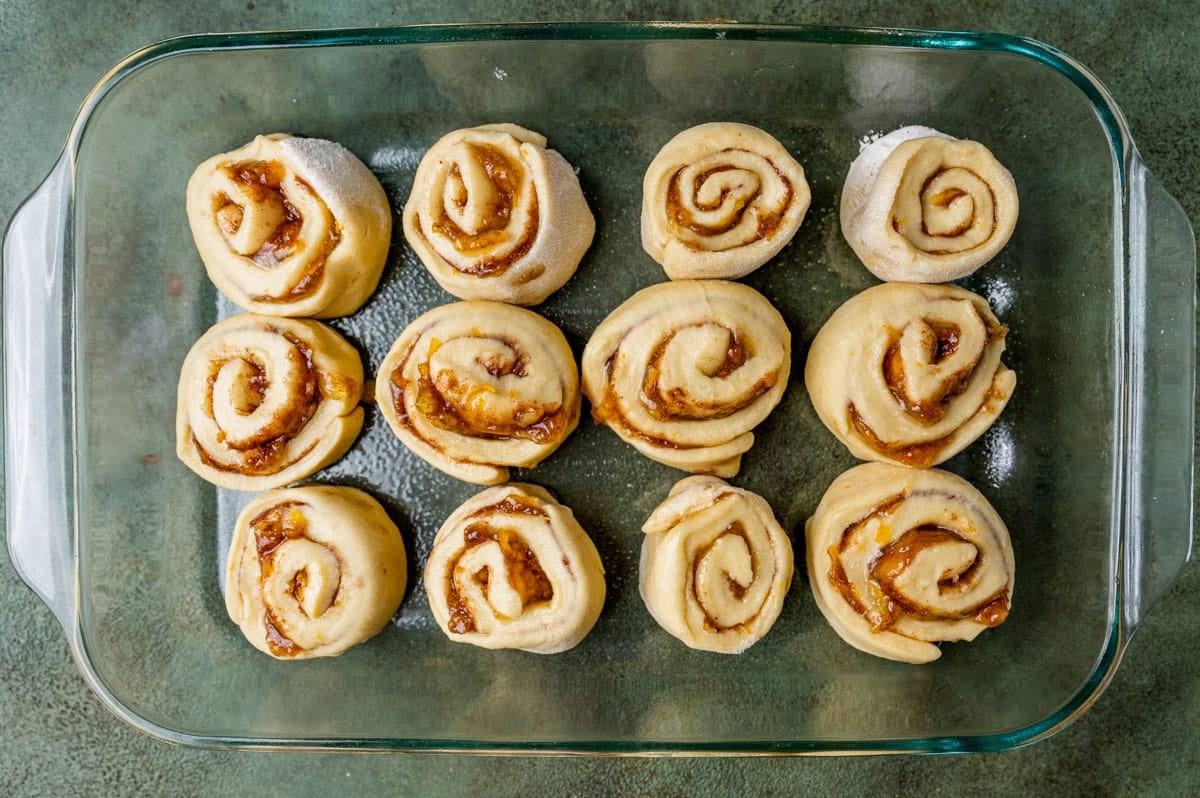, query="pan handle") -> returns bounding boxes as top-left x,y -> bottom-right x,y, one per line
1123,157 -> 1196,631
2,156 -> 77,631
